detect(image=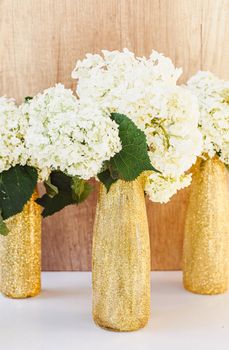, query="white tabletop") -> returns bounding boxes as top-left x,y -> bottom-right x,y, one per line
0,272 -> 228,350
